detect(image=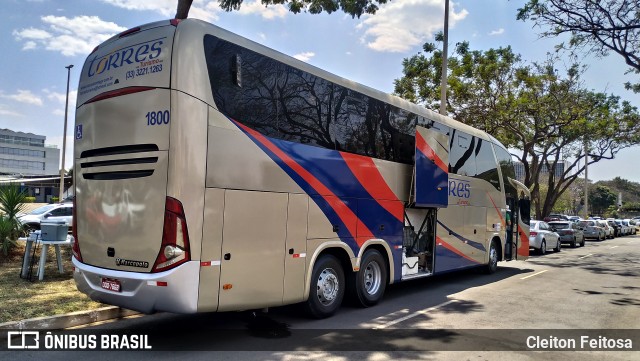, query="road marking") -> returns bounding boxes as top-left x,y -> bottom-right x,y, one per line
579,254 -> 593,259
520,270 -> 548,280
374,300 -> 458,329
610,246 -> 619,249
